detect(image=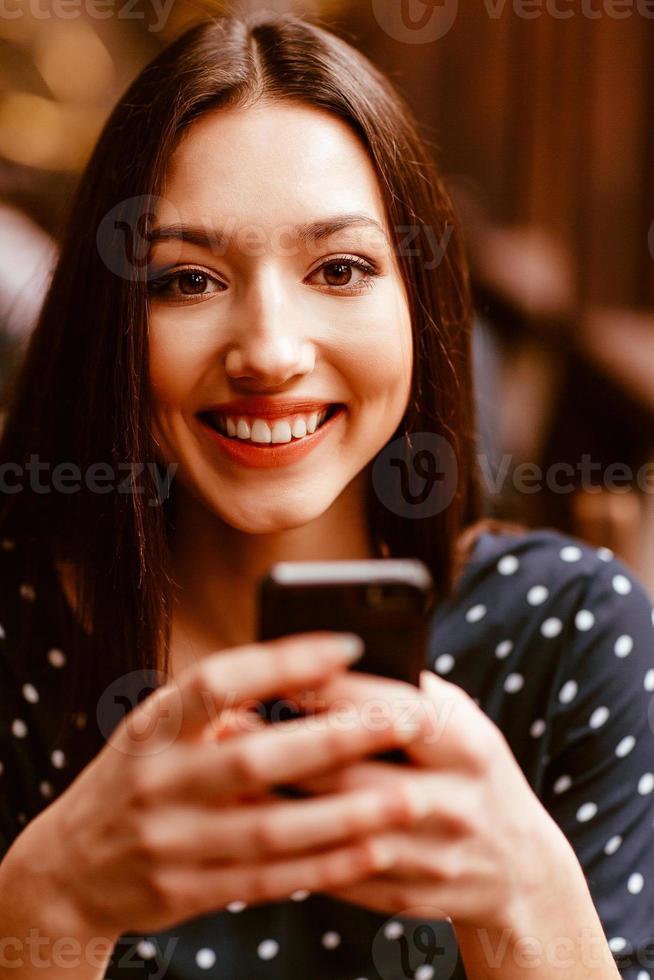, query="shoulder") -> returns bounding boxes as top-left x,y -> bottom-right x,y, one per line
439,524 -> 651,634
455,524 -> 621,595
428,526 -> 654,755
